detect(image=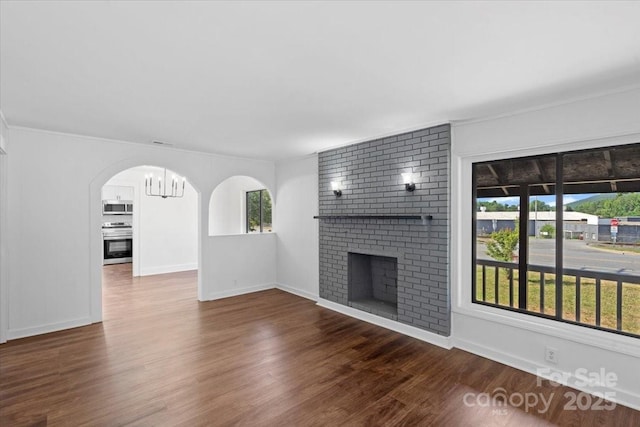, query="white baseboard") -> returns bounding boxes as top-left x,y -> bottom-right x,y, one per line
139,263 -> 197,276
207,283 -> 275,300
207,283 -> 319,302
7,317 -> 92,340
454,336 -> 640,412
316,298 -> 452,350
275,283 -> 318,301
